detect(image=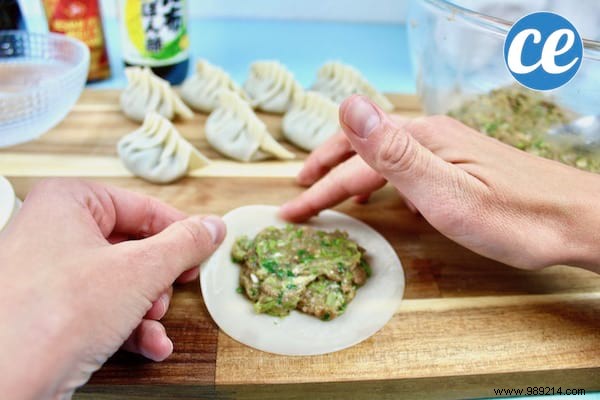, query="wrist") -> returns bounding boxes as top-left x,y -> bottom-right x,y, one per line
559,174 -> 600,273
0,267 -> 79,399
0,305 -> 66,399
